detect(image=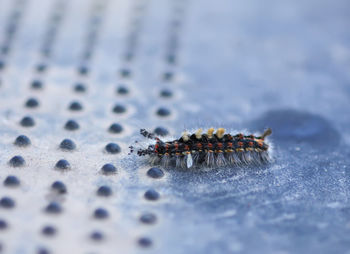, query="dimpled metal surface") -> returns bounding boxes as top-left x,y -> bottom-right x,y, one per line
0,0 -> 350,253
